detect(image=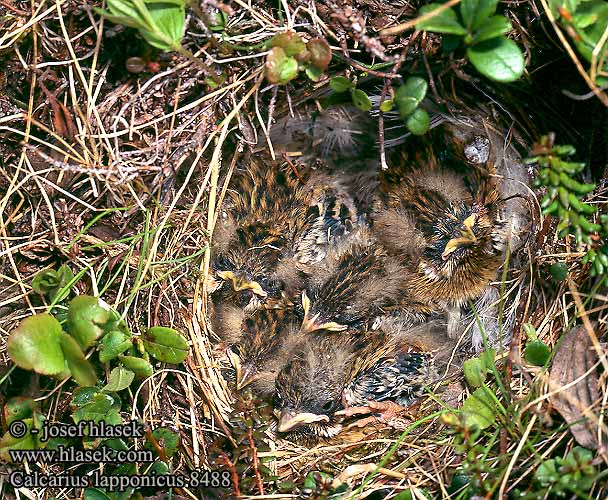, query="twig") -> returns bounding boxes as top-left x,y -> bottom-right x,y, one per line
247,427 -> 265,496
